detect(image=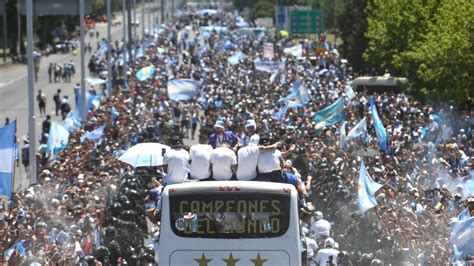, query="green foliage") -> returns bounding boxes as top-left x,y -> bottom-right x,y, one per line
336,0 -> 368,72
364,0 -> 473,107
251,0 -> 275,19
